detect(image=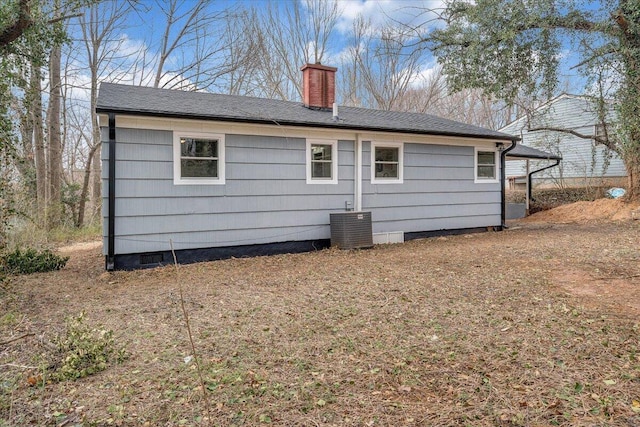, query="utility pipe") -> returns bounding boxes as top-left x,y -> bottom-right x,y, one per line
526,159 -> 561,213
355,133 -> 363,211
500,140 -> 517,228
